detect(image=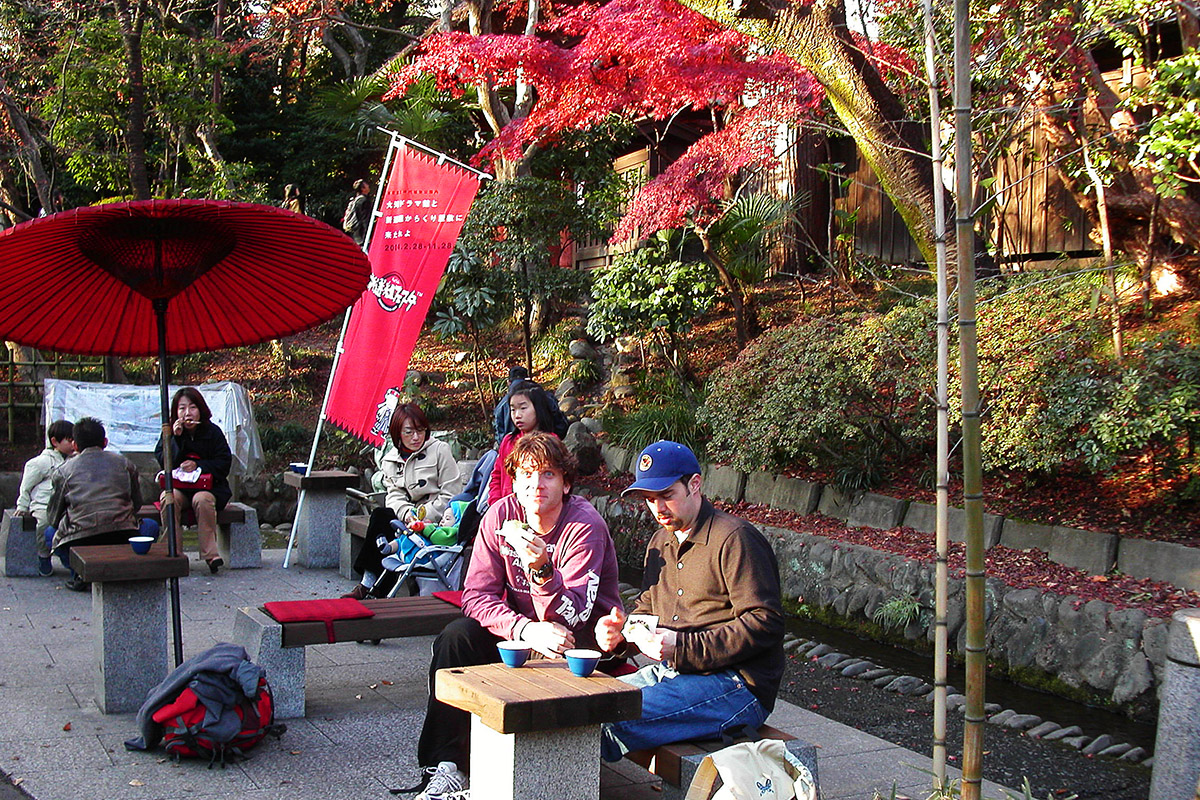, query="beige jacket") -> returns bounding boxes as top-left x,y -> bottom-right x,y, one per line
380,436 -> 460,523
